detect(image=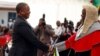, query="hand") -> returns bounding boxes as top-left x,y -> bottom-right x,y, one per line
48,45 -> 54,56
63,33 -> 67,36
49,45 -> 53,52
47,44 -> 53,52
49,48 -> 55,56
